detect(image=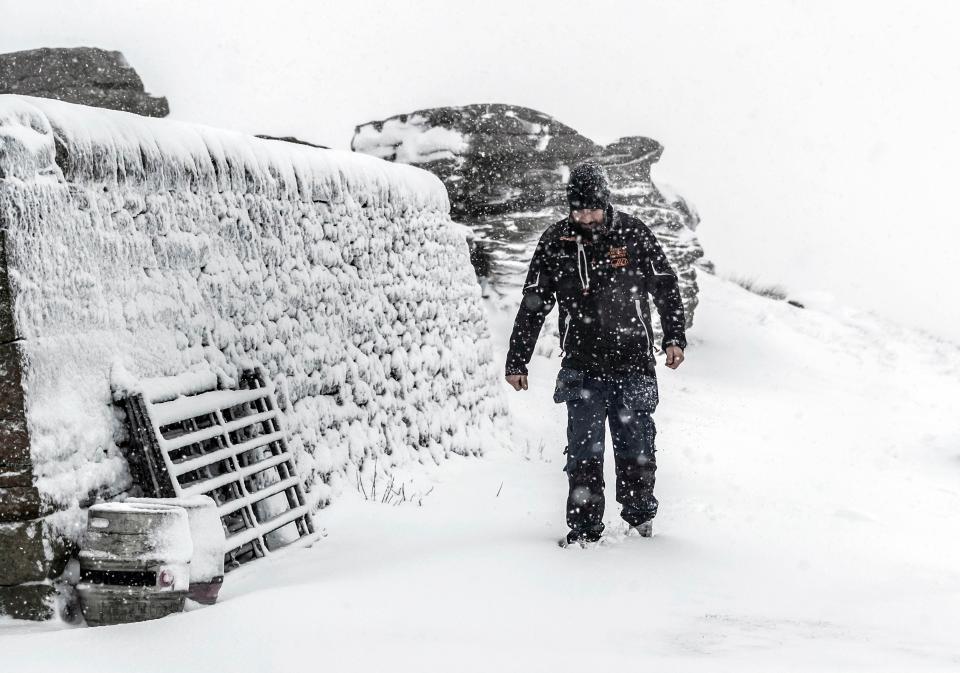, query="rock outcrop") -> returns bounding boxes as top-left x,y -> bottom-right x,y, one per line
352,104 -> 707,330
0,47 -> 168,117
